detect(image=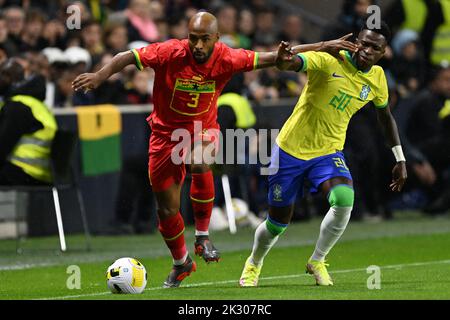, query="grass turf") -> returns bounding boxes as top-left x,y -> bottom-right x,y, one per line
0,211 -> 449,300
